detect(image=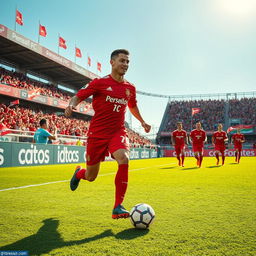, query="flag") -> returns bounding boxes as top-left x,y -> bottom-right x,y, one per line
16,10 -> 23,25
227,125 -> 254,134
192,108 -> 200,116
97,62 -> 101,72
28,88 -> 41,100
87,56 -> 91,67
59,36 -> 67,49
75,47 -> 82,58
0,123 -> 11,136
39,24 -> 47,37
9,99 -> 19,107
